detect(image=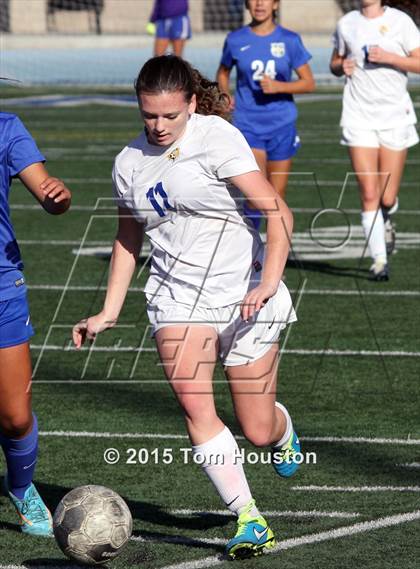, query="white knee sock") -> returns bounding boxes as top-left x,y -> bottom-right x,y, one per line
361,210 -> 387,262
273,402 -> 293,448
192,426 -> 259,517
